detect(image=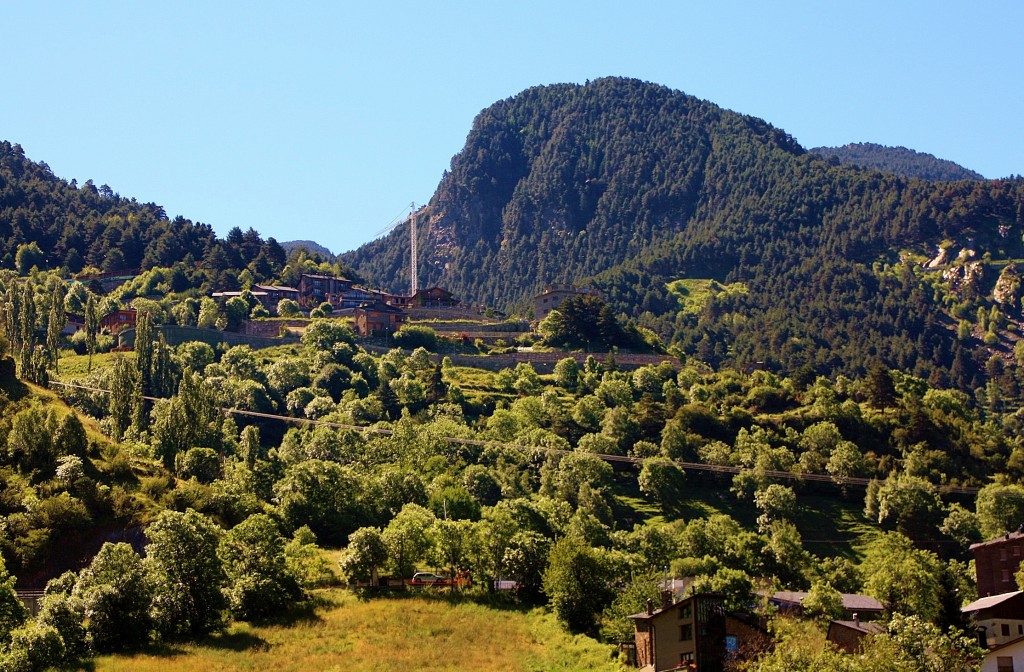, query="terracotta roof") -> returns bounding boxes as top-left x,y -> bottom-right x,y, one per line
962,590 -> 1024,613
